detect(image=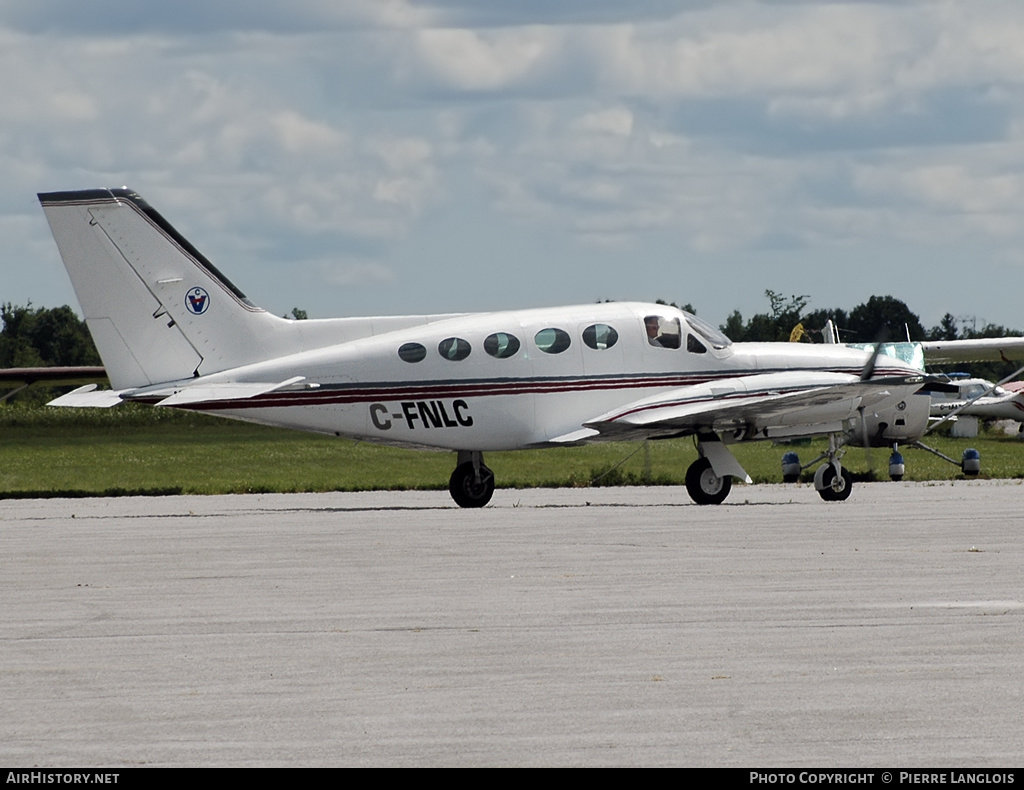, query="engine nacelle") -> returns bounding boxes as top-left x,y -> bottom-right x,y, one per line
846,391 -> 931,447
